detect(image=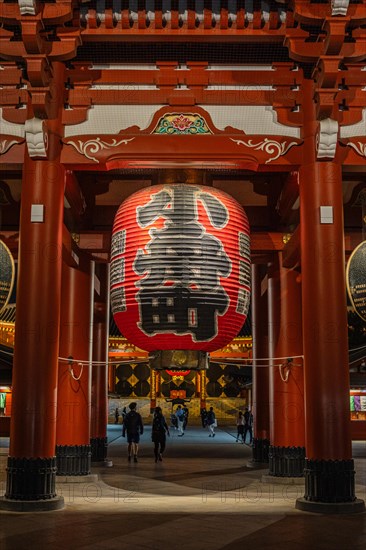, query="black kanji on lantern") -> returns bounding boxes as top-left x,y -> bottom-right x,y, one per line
133,185 -> 231,341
